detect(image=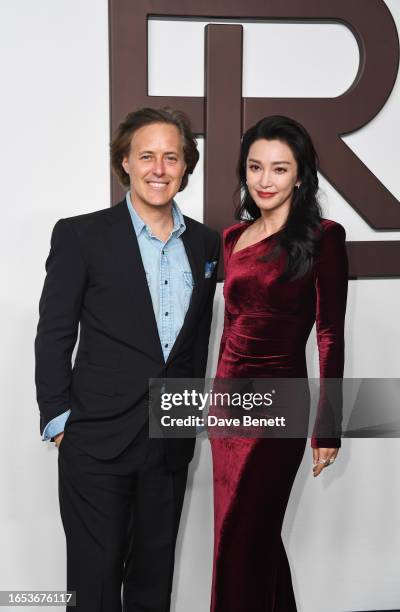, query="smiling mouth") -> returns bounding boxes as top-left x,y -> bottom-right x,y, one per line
147,181 -> 169,190
257,191 -> 277,197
